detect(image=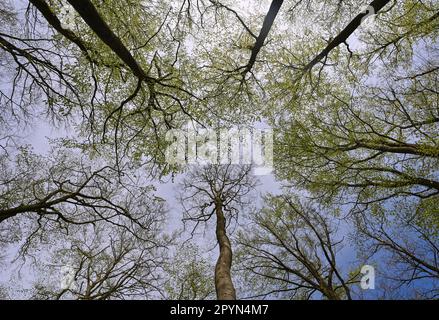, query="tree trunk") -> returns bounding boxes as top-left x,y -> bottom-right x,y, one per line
214,201 -> 236,300
65,0 -> 149,80
303,0 -> 391,72
321,287 -> 341,300
242,0 -> 284,76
